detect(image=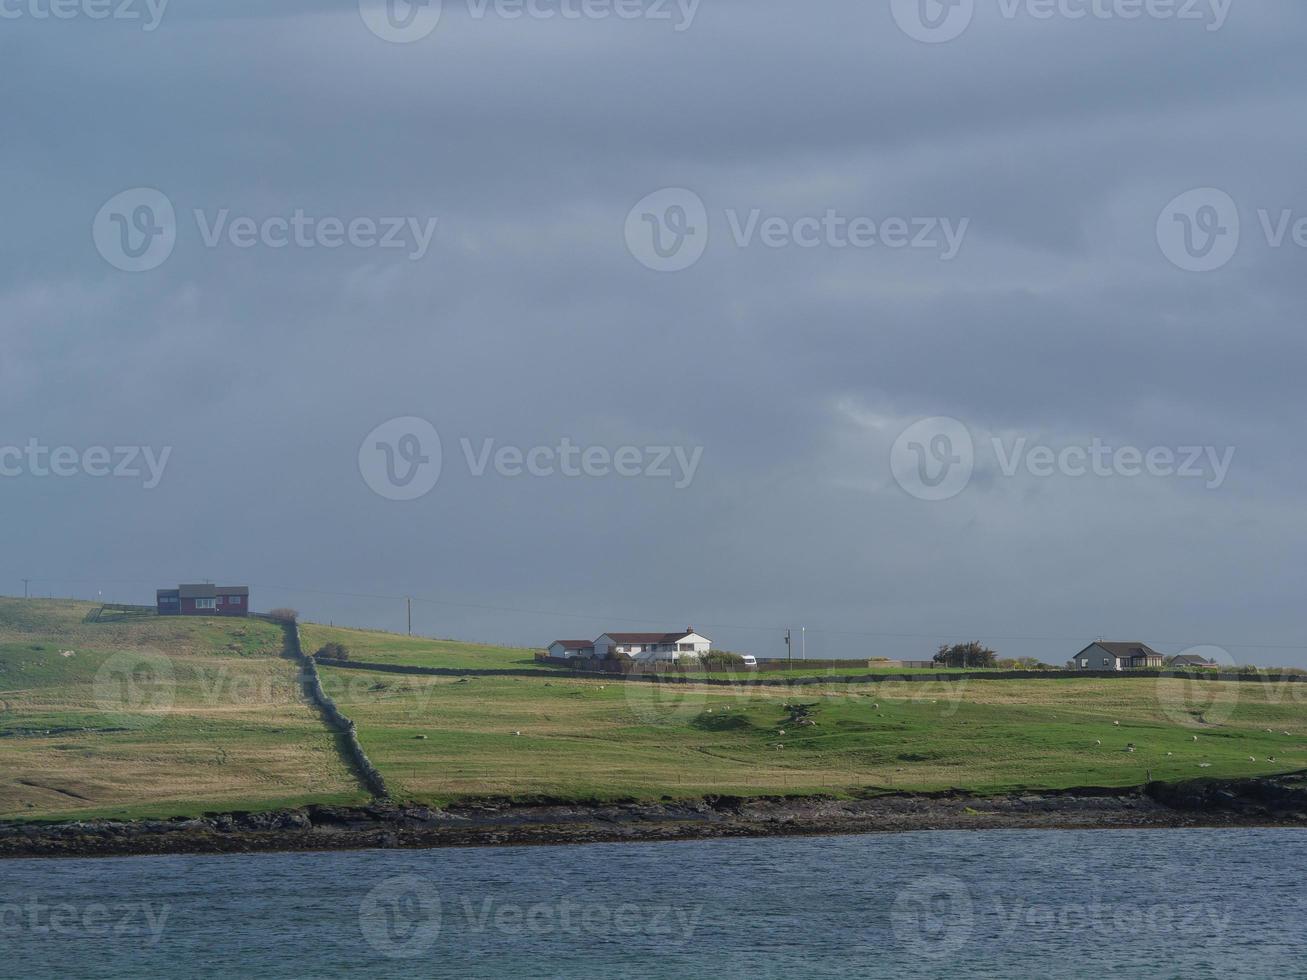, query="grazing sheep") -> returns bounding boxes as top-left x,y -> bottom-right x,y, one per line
1193,736 -> 1199,742
1113,721 -> 1121,726
1095,740 -> 1102,746
1199,763 -> 1212,768
1166,752 -> 1173,757
778,729 -> 786,735
1249,756 -> 1257,762
1126,747 -> 1136,753
513,731 -> 522,737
